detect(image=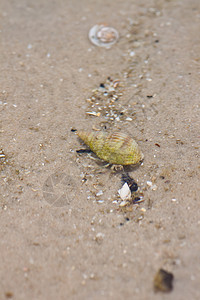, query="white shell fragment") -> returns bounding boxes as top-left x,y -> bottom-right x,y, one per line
96,190 -> 103,197
89,24 -> 119,48
118,183 -> 131,201
119,200 -> 128,207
